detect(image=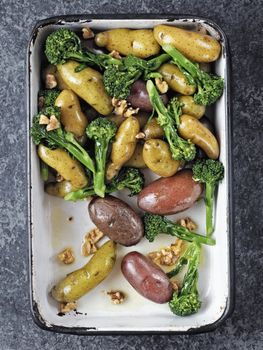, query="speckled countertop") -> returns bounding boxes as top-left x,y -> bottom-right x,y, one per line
0,0 -> 262,349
